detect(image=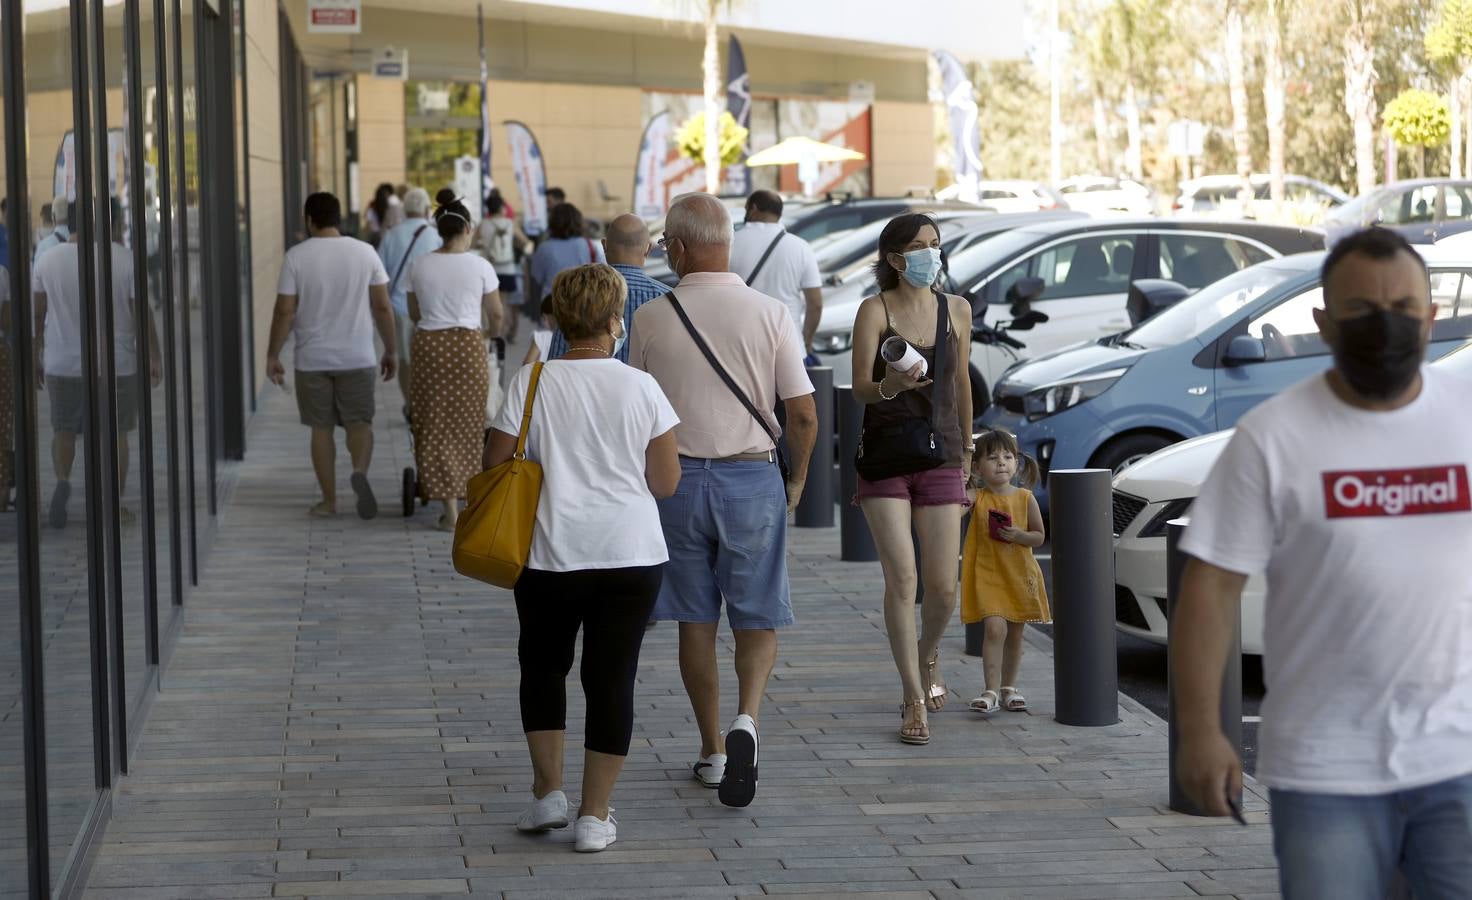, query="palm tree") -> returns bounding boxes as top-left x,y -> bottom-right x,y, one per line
1342,0 -> 1409,195
1225,0 -> 1254,205
1262,0 -> 1291,202
1427,0 -> 1472,178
